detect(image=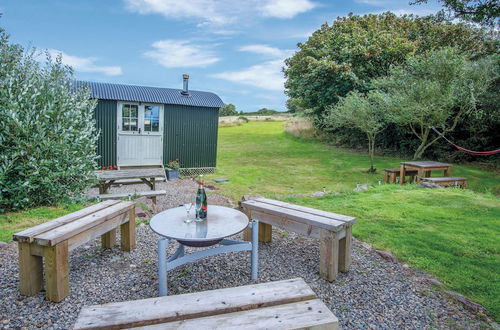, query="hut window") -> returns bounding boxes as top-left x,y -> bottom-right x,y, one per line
122,104 -> 138,131
144,105 -> 160,132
